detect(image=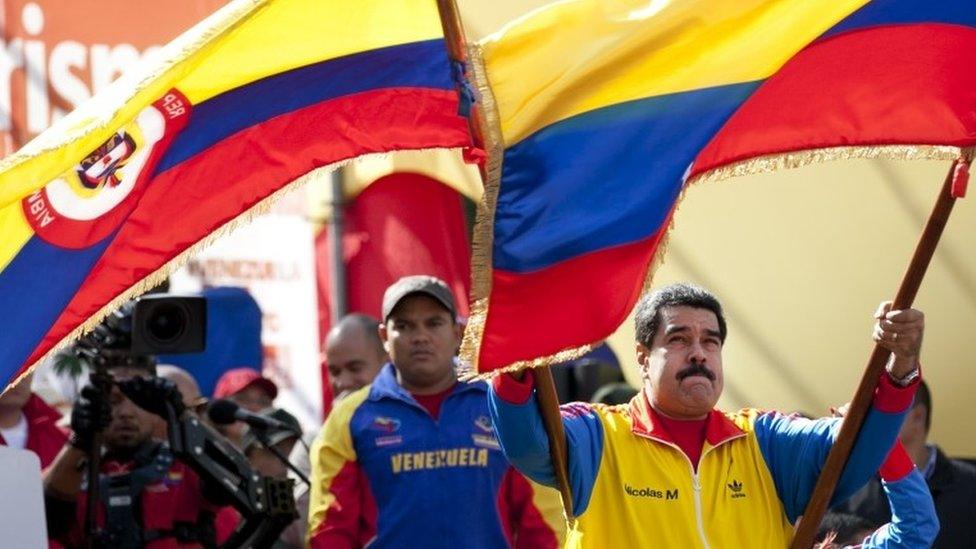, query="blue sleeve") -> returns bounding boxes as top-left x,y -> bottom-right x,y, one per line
487,387 -> 604,516
755,404 -> 908,523
859,470 -> 939,548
